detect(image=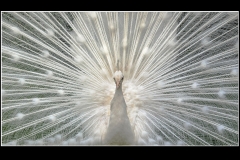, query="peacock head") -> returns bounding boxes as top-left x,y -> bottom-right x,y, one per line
113,71 -> 124,89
